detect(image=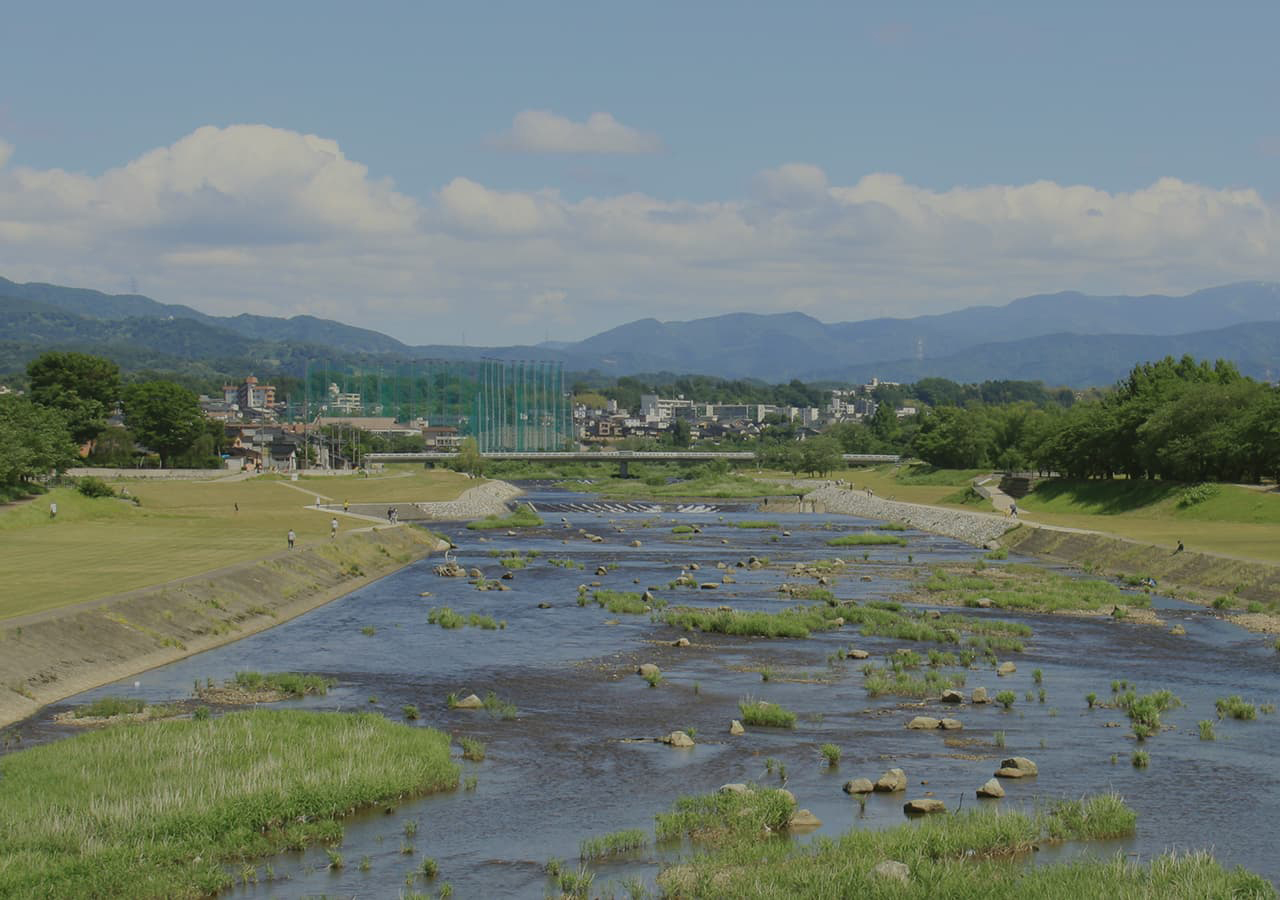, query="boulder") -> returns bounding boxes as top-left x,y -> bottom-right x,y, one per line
832,617 -> 844,627
453,693 -> 483,710
907,716 -> 941,730
846,648 -> 870,660
689,563 -> 700,571
630,540 -> 642,547
748,560 -> 764,570
537,602 -> 552,609
672,637 -> 691,648
469,568 -> 483,578
596,565 -> 609,576
642,590 -> 657,604
700,583 -> 719,590
904,798 -> 946,815
977,778 -> 1005,798
663,731 -> 695,748
722,575 -> 736,584
870,860 -> 910,884
1000,756 -> 1038,775
788,809 -> 822,829
976,597 -> 993,608
589,535 -> 604,543
729,719 -> 745,735
1170,624 -> 1186,636
860,575 -> 873,582
718,783 -> 751,795
971,687 -> 989,704
928,610 -> 942,619
997,662 -> 1017,676
874,768 -> 907,792
941,689 -> 965,704
501,571 -> 514,580
843,778 -> 875,794
994,767 -> 1028,778
939,718 -> 964,730
782,530 -> 791,537
637,663 -> 661,678
716,562 -> 727,569
777,789 -> 797,807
